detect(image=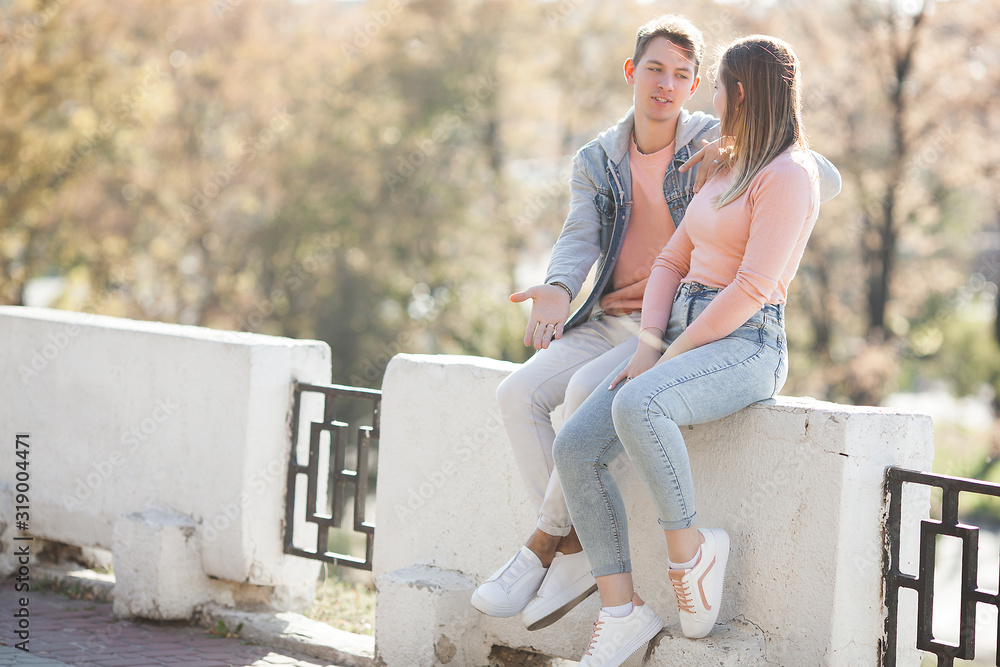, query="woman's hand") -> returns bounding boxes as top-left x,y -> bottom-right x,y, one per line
510,284 -> 571,349
609,329 -> 698,389
679,138 -> 730,193
609,330 -> 664,390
